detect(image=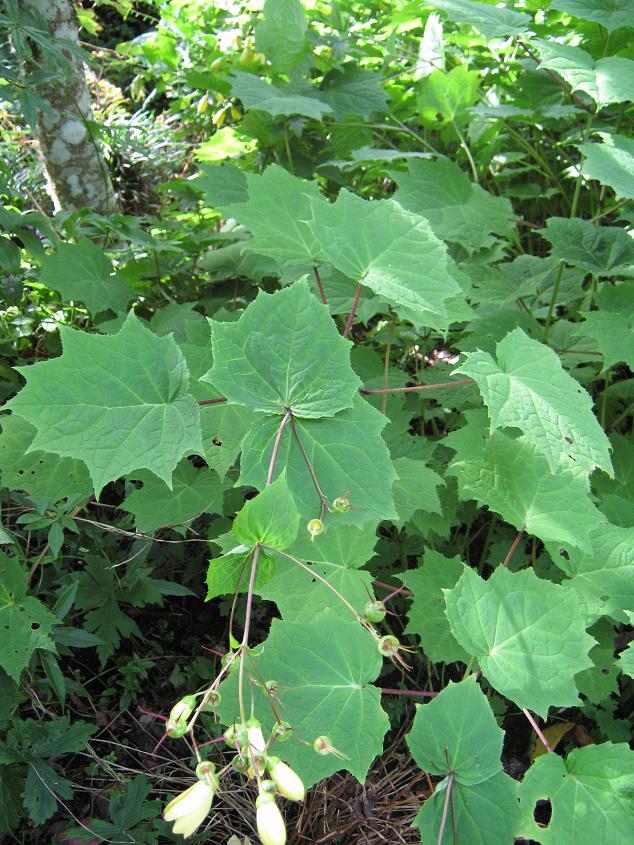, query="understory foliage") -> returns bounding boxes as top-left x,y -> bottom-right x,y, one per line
1,0 -> 634,843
